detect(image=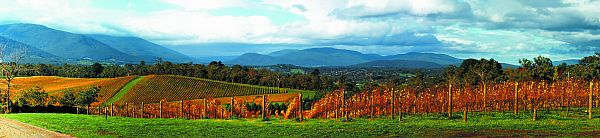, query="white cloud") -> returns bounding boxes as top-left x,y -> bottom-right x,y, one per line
0,0 -> 599,62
